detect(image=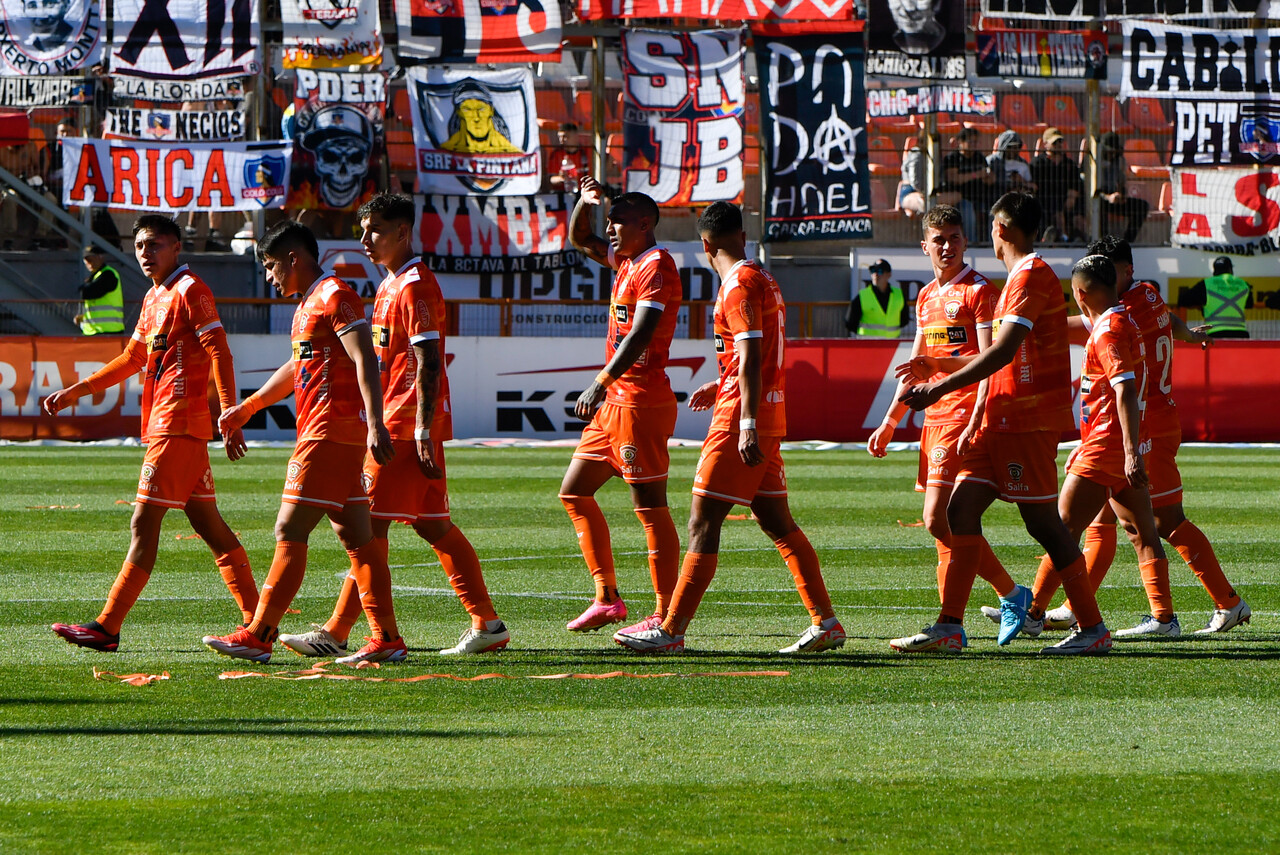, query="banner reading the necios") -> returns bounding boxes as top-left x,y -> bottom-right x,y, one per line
0,336 -> 138,441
